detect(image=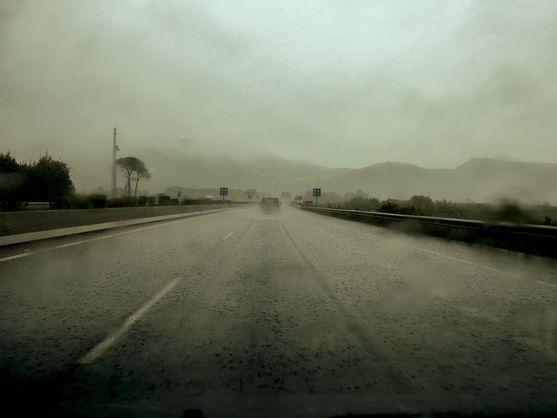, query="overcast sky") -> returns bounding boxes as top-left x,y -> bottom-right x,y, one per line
1,0 -> 556,177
